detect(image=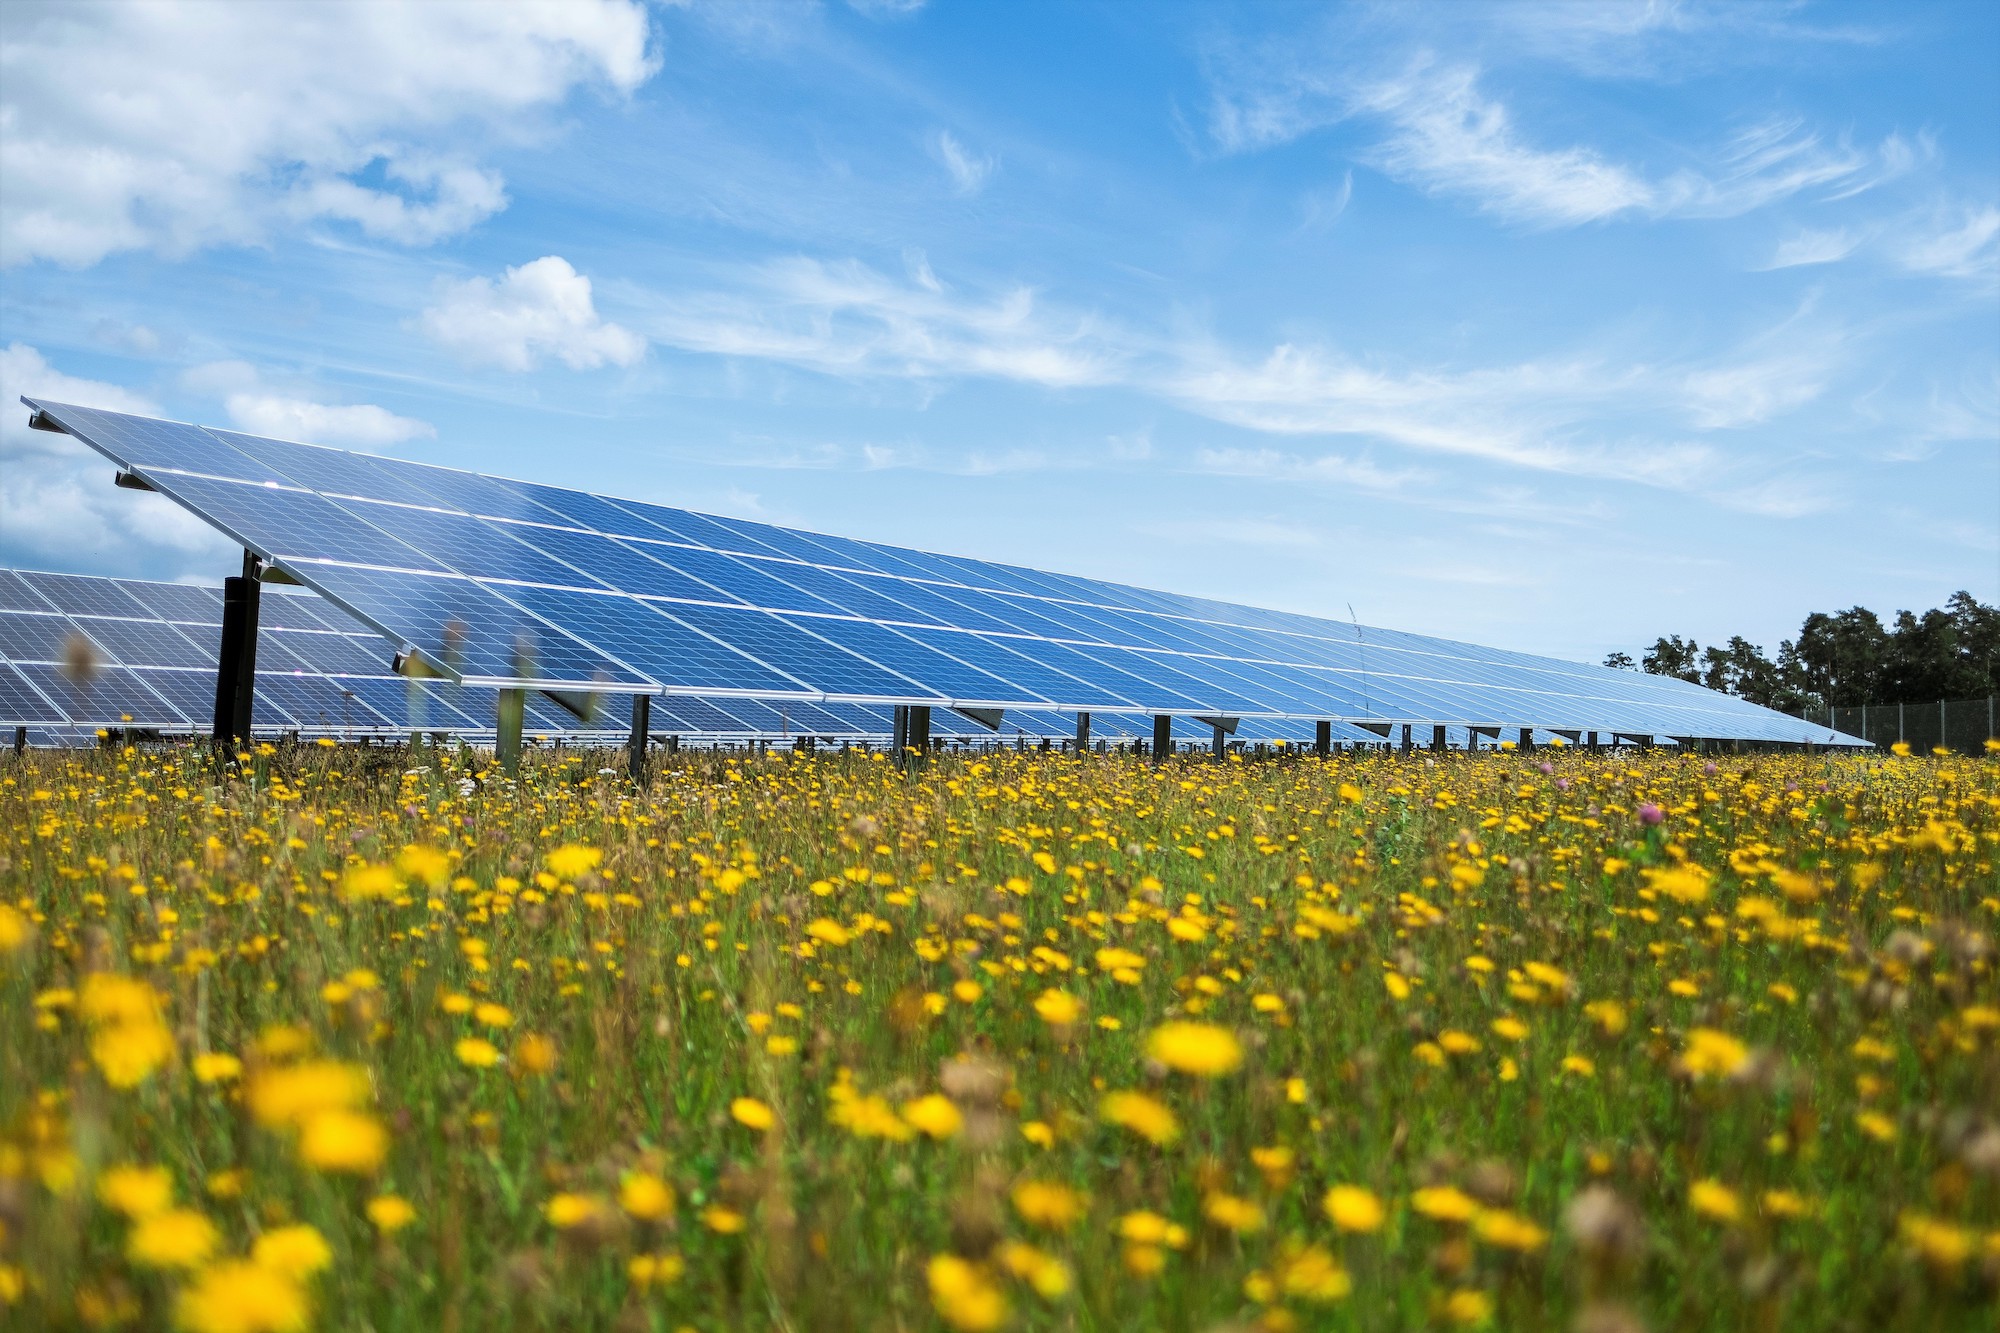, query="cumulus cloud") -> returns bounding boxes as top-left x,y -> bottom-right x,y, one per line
419,256 -> 645,372
0,343 -> 232,574
0,0 -> 656,266
176,360 -> 435,447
